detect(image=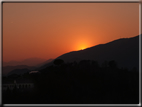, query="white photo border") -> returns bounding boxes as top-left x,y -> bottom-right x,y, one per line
0,0 -> 141,106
